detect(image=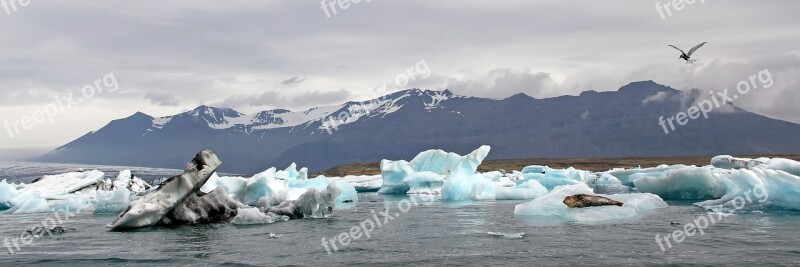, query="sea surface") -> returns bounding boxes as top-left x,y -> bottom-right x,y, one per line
1,162 -> 800,266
